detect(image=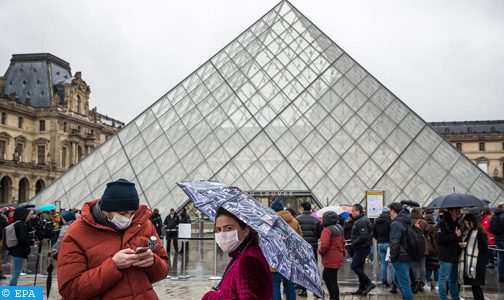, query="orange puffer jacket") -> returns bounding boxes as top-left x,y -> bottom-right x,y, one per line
57,199 -> 169,300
